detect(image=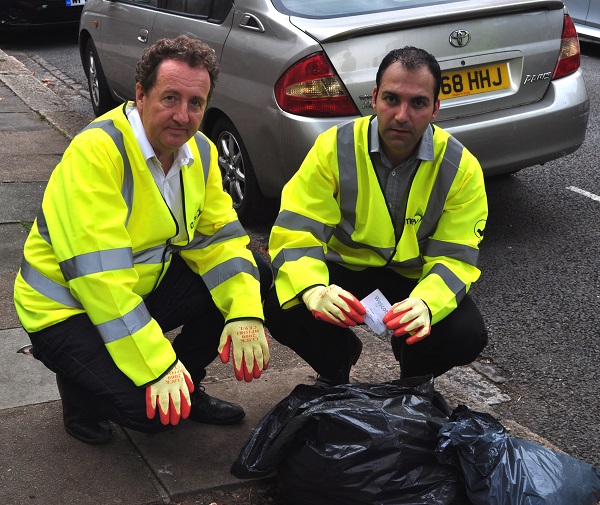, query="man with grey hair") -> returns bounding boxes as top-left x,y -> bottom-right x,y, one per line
14,35 -> 271,444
